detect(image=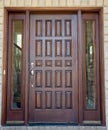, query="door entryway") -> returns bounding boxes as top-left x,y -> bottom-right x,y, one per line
29,14 -> 78,123
5,10 -> 104,125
